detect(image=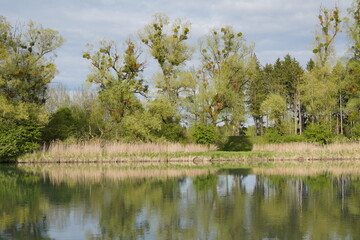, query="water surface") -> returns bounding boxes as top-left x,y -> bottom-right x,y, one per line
0,166 -> 359,239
